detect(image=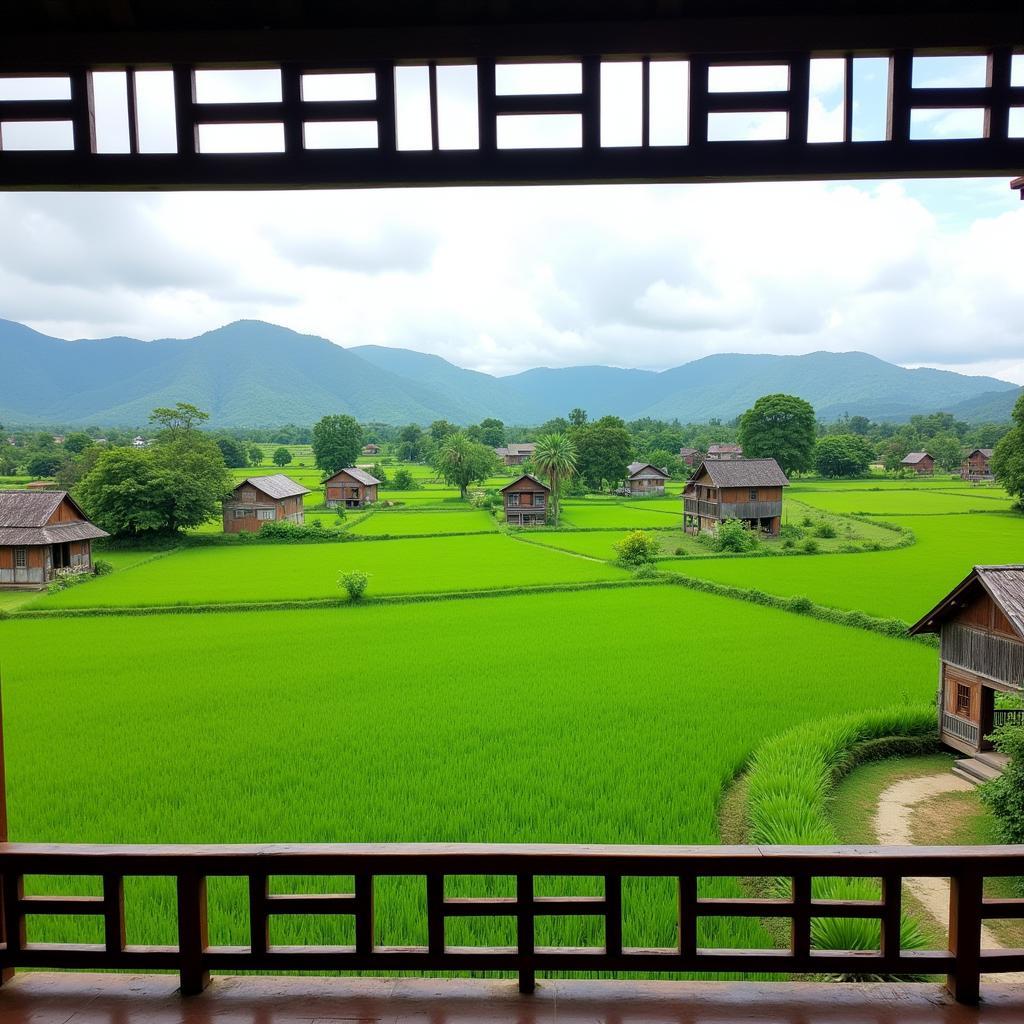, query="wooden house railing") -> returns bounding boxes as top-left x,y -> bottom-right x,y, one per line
993,708 -> 1024,729
0,842 -> 1022,1004
941,711 -> 980,747
683,499 -> 782,521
